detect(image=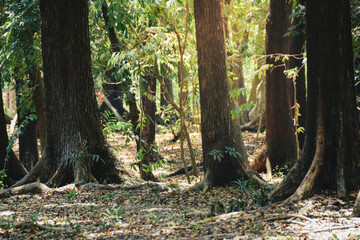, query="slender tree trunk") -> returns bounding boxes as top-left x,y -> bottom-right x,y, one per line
0,78 -> 27,186
289,3 -> 306,150
265,0 -> 296,169
194,0 -> 266,188
160,65 -> 173,109
139,73 -> 157,181
15,78 -> 39,171
100,1 -> 126,118
13,0 -> 130,187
